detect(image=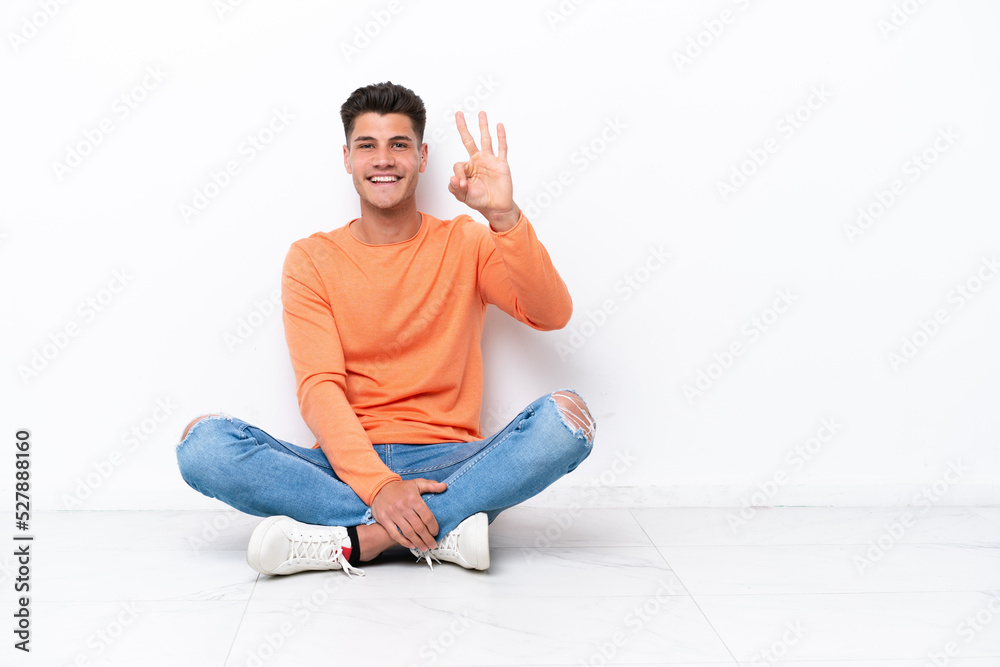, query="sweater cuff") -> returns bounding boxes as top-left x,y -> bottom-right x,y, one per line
488,210 -> 528,238
361,473 -> 403,507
